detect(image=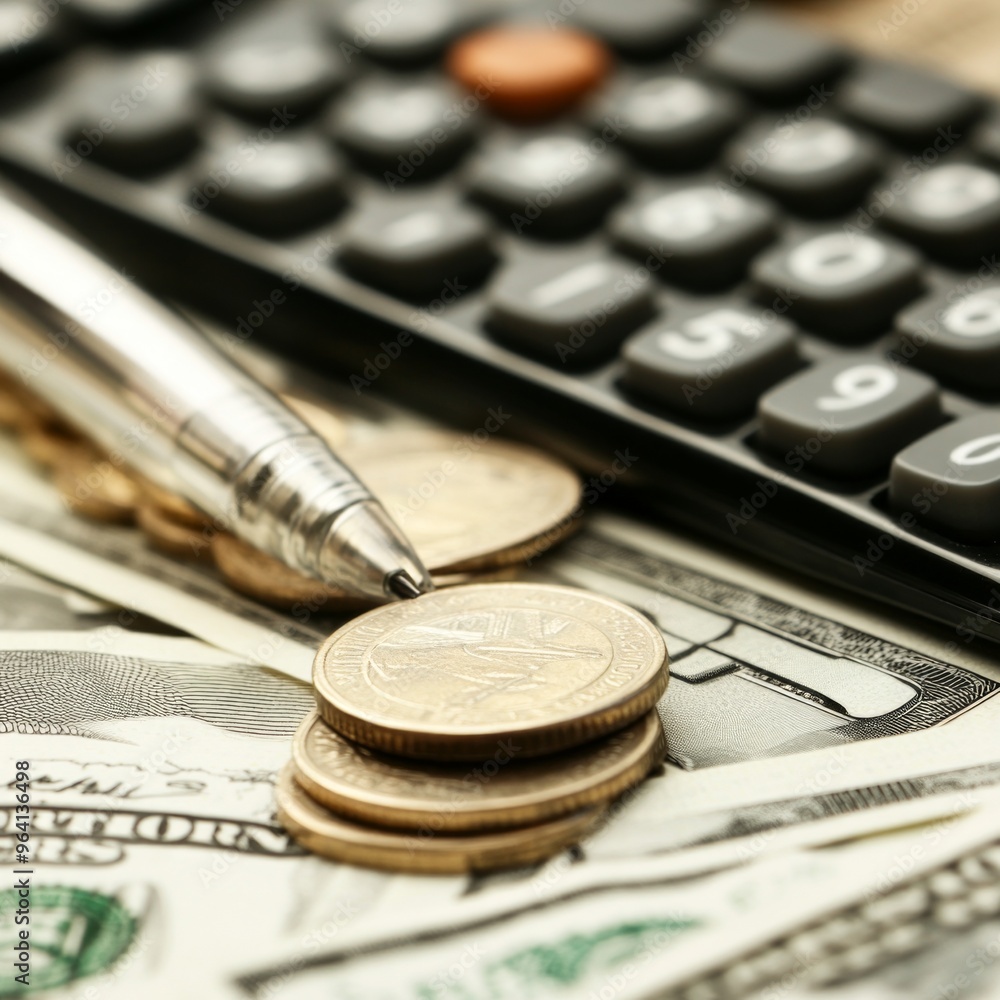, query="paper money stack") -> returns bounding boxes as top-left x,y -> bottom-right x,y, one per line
276,582 -> 670,873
